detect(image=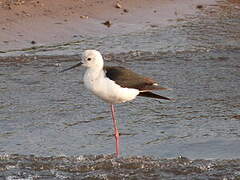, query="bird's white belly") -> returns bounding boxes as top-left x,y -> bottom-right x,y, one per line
84,75 -> 139,104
